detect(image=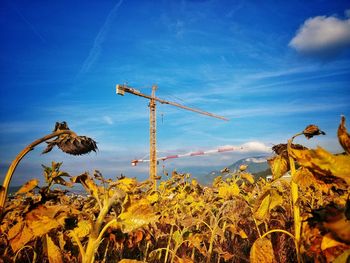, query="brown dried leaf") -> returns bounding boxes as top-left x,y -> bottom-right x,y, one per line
303,124 -> 326,139
250,237 -> 275,263
338,115 -> 350,154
